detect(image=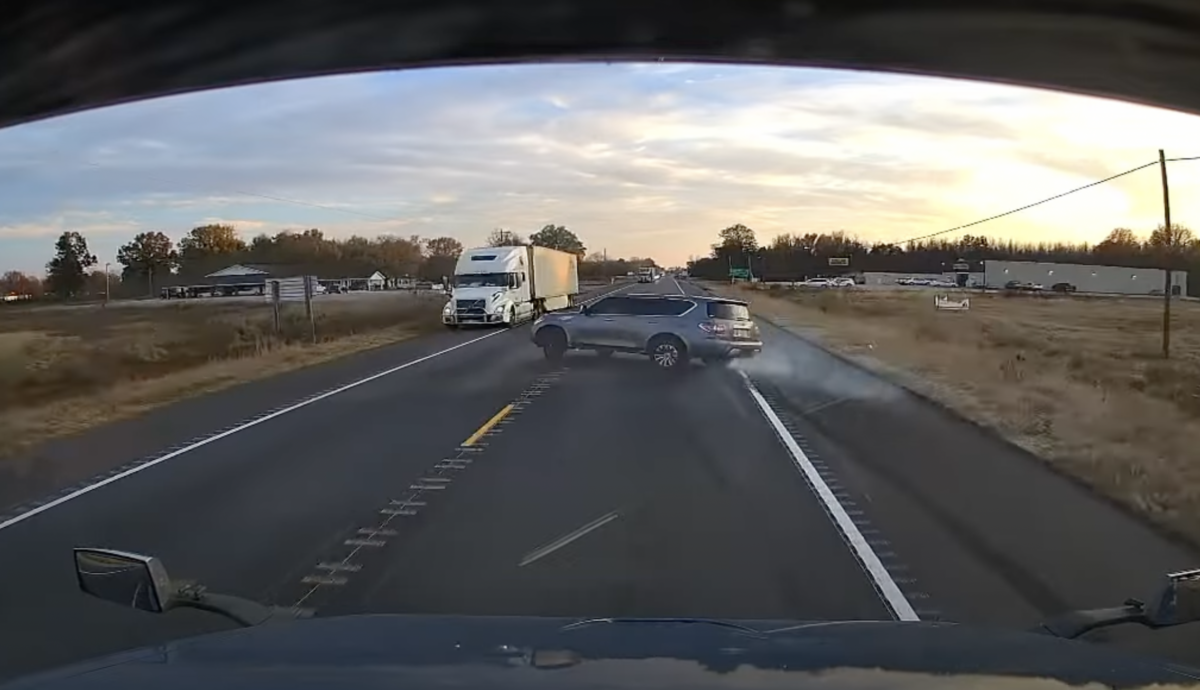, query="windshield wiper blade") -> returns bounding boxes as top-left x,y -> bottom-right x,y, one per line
560,617 -> 766,638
